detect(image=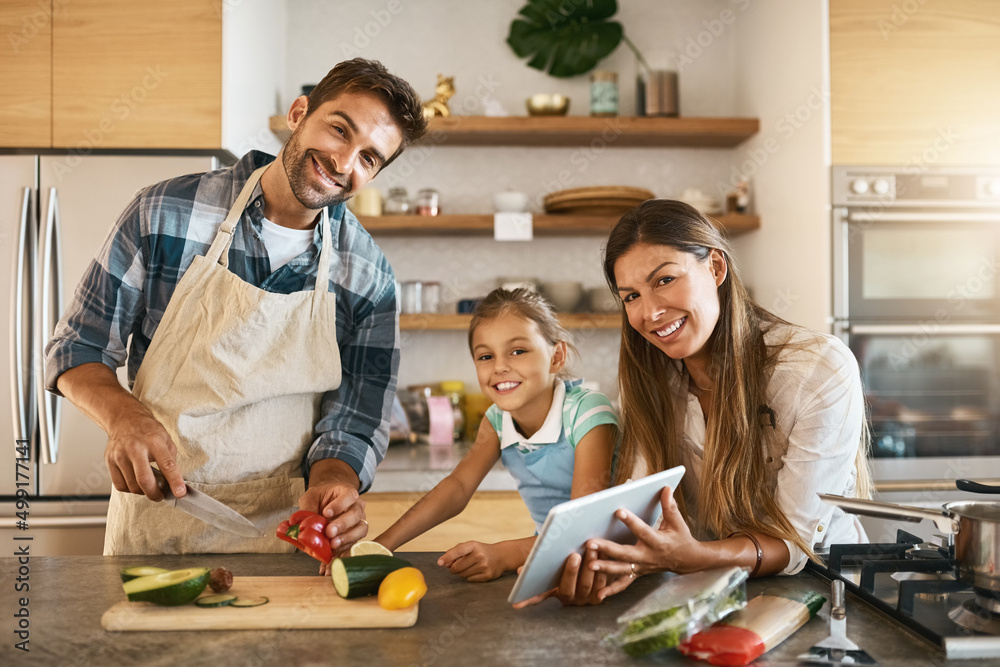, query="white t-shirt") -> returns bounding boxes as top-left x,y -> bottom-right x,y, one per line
259,217 -> 314,270
676,323 -> 868,575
